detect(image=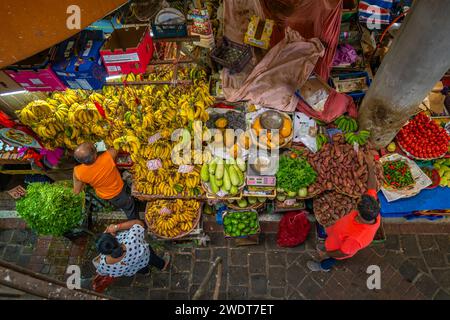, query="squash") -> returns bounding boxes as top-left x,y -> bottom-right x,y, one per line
280,116 -> 292,138
215,117 -> 228,129
252,117 -> 263,136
